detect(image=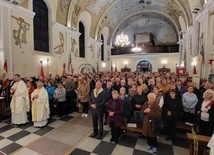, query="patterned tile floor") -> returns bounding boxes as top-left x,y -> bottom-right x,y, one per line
70,126 -> 189,155
0,112 -> 189,155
